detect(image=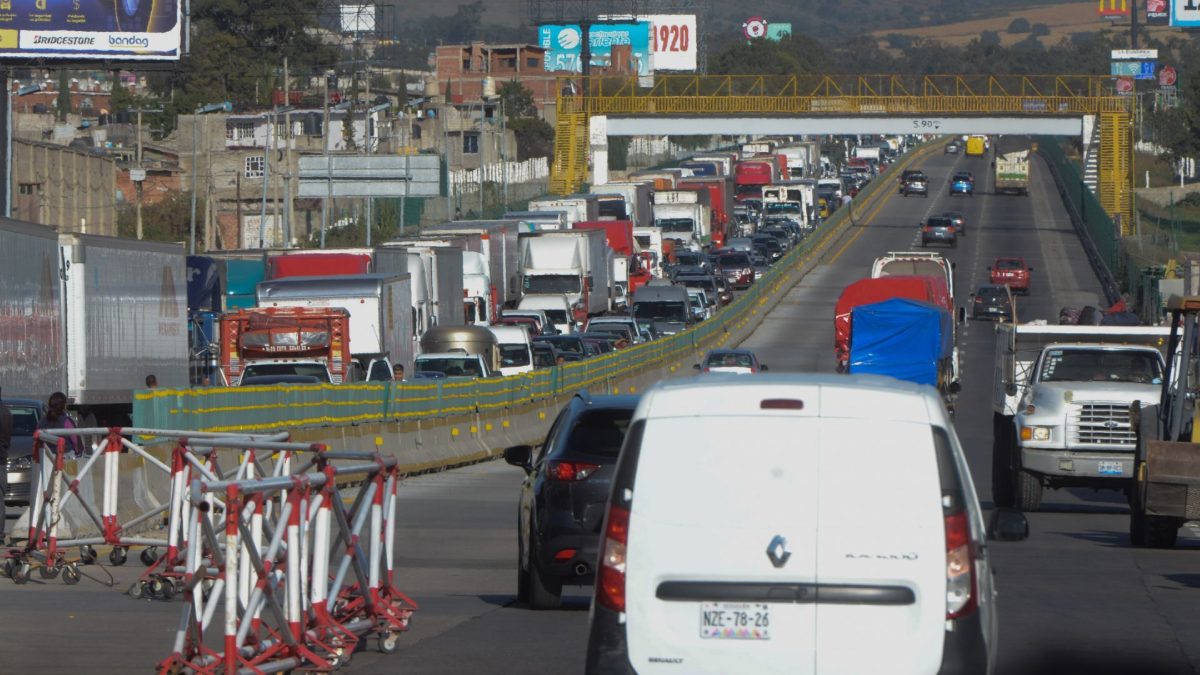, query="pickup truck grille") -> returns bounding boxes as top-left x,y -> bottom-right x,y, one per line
1070,402 -> 1135,446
